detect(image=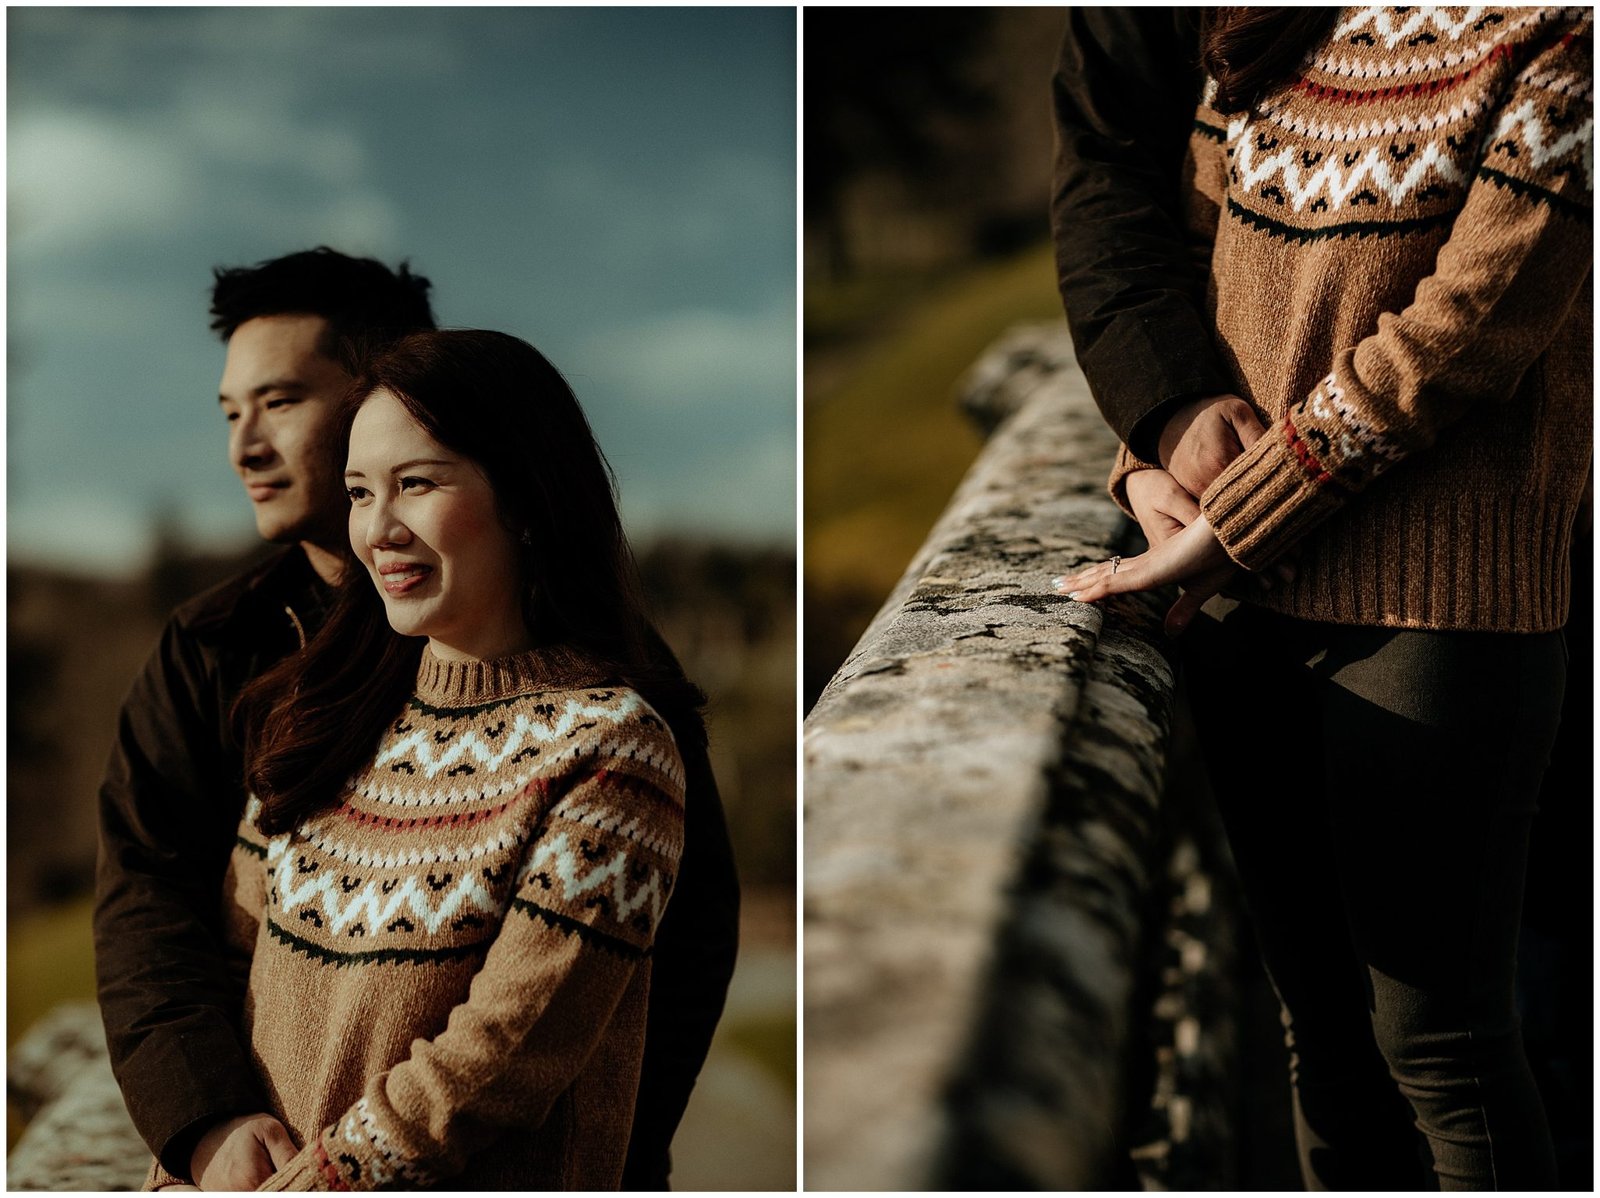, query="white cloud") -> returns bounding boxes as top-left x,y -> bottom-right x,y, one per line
8,99 -> 401,259
8,109 -> 198,251
580,302 -> 795,413
618,429 -> 795,546
12,8 -> 460,101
